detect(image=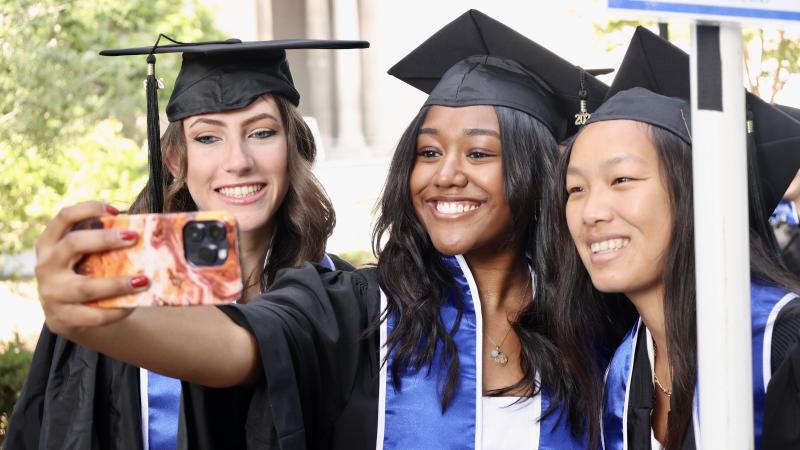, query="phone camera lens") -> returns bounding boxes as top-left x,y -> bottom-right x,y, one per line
185,223 -> 205,243
208,223 -> 227,243
197,245 -> 218,265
